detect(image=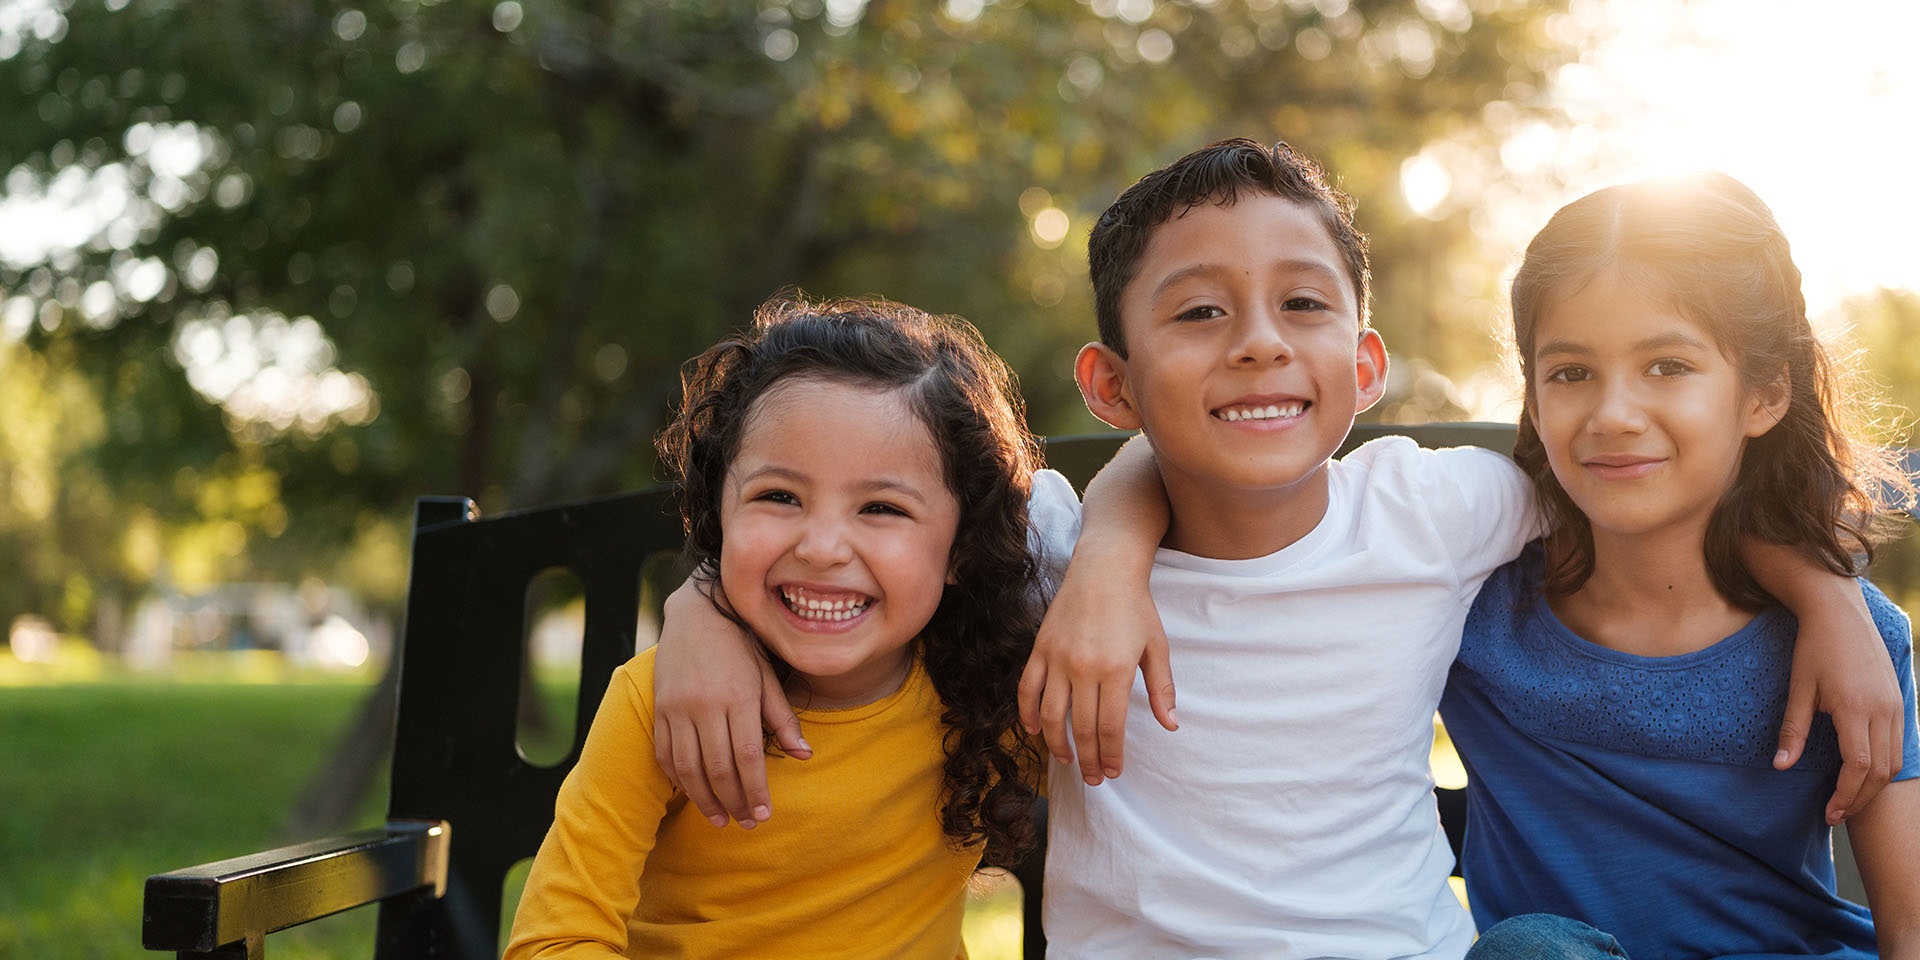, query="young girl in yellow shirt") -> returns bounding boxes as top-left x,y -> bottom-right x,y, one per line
505,295 -> 1044,959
